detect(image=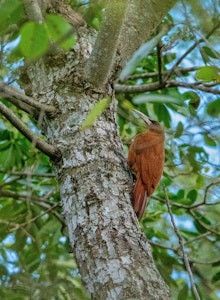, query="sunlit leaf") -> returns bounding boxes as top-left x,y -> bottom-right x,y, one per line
133,94 -> 184,106
45,14 -> 77,50
195,66 -> 219,82
119,26 -> 169,80
81,98 -> 111,131
19,22 -> 49,59
207,98 -> 220,117
0,0 -> 24,35
196,174 -> 205,189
